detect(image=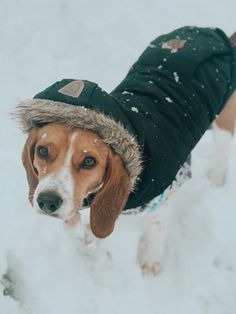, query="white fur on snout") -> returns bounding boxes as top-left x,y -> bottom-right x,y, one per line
34,133 -> 78,220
